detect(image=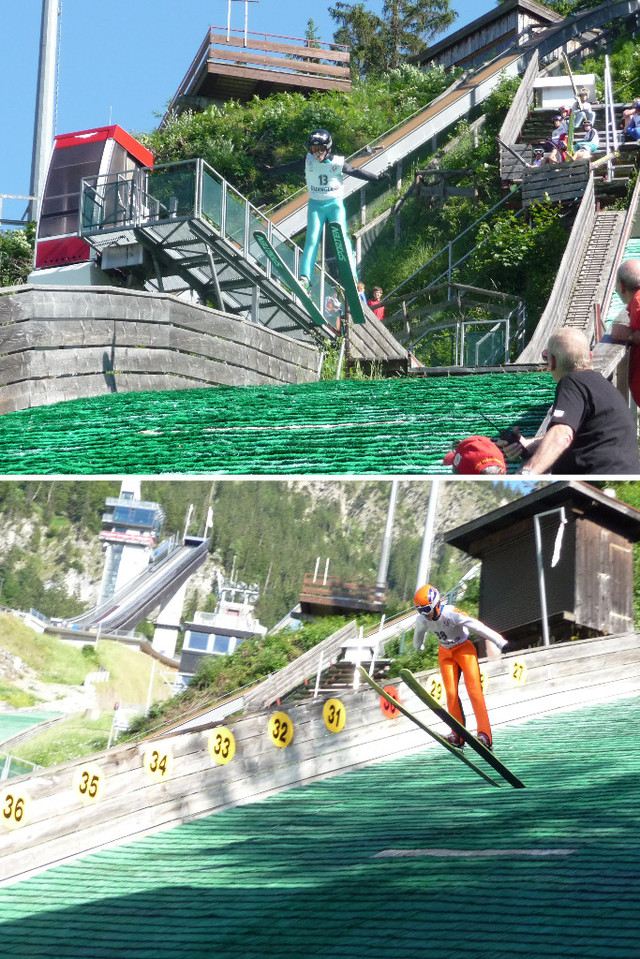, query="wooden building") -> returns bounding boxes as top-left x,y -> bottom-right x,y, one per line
299,573 -> 386,617
413,0 -> 562,72
164,27 -> 350,121
445,482 -> 640,649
